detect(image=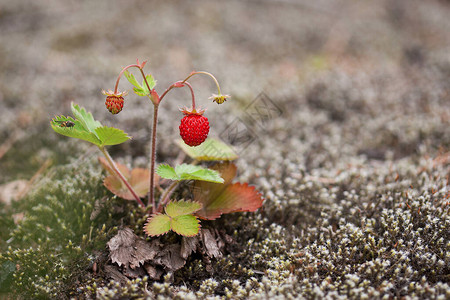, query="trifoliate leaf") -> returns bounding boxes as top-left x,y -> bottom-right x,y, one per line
144,212 -> 201,237
143,200 -> 202,237
51,115 -> 102,146
171,215 -> 201,237
144,214 -> 171,236
156,164 -> 224,183
95,126 -> 131,146
176,138 -> 238,161
71,102 -> 102,136
165,200 -> 202,218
